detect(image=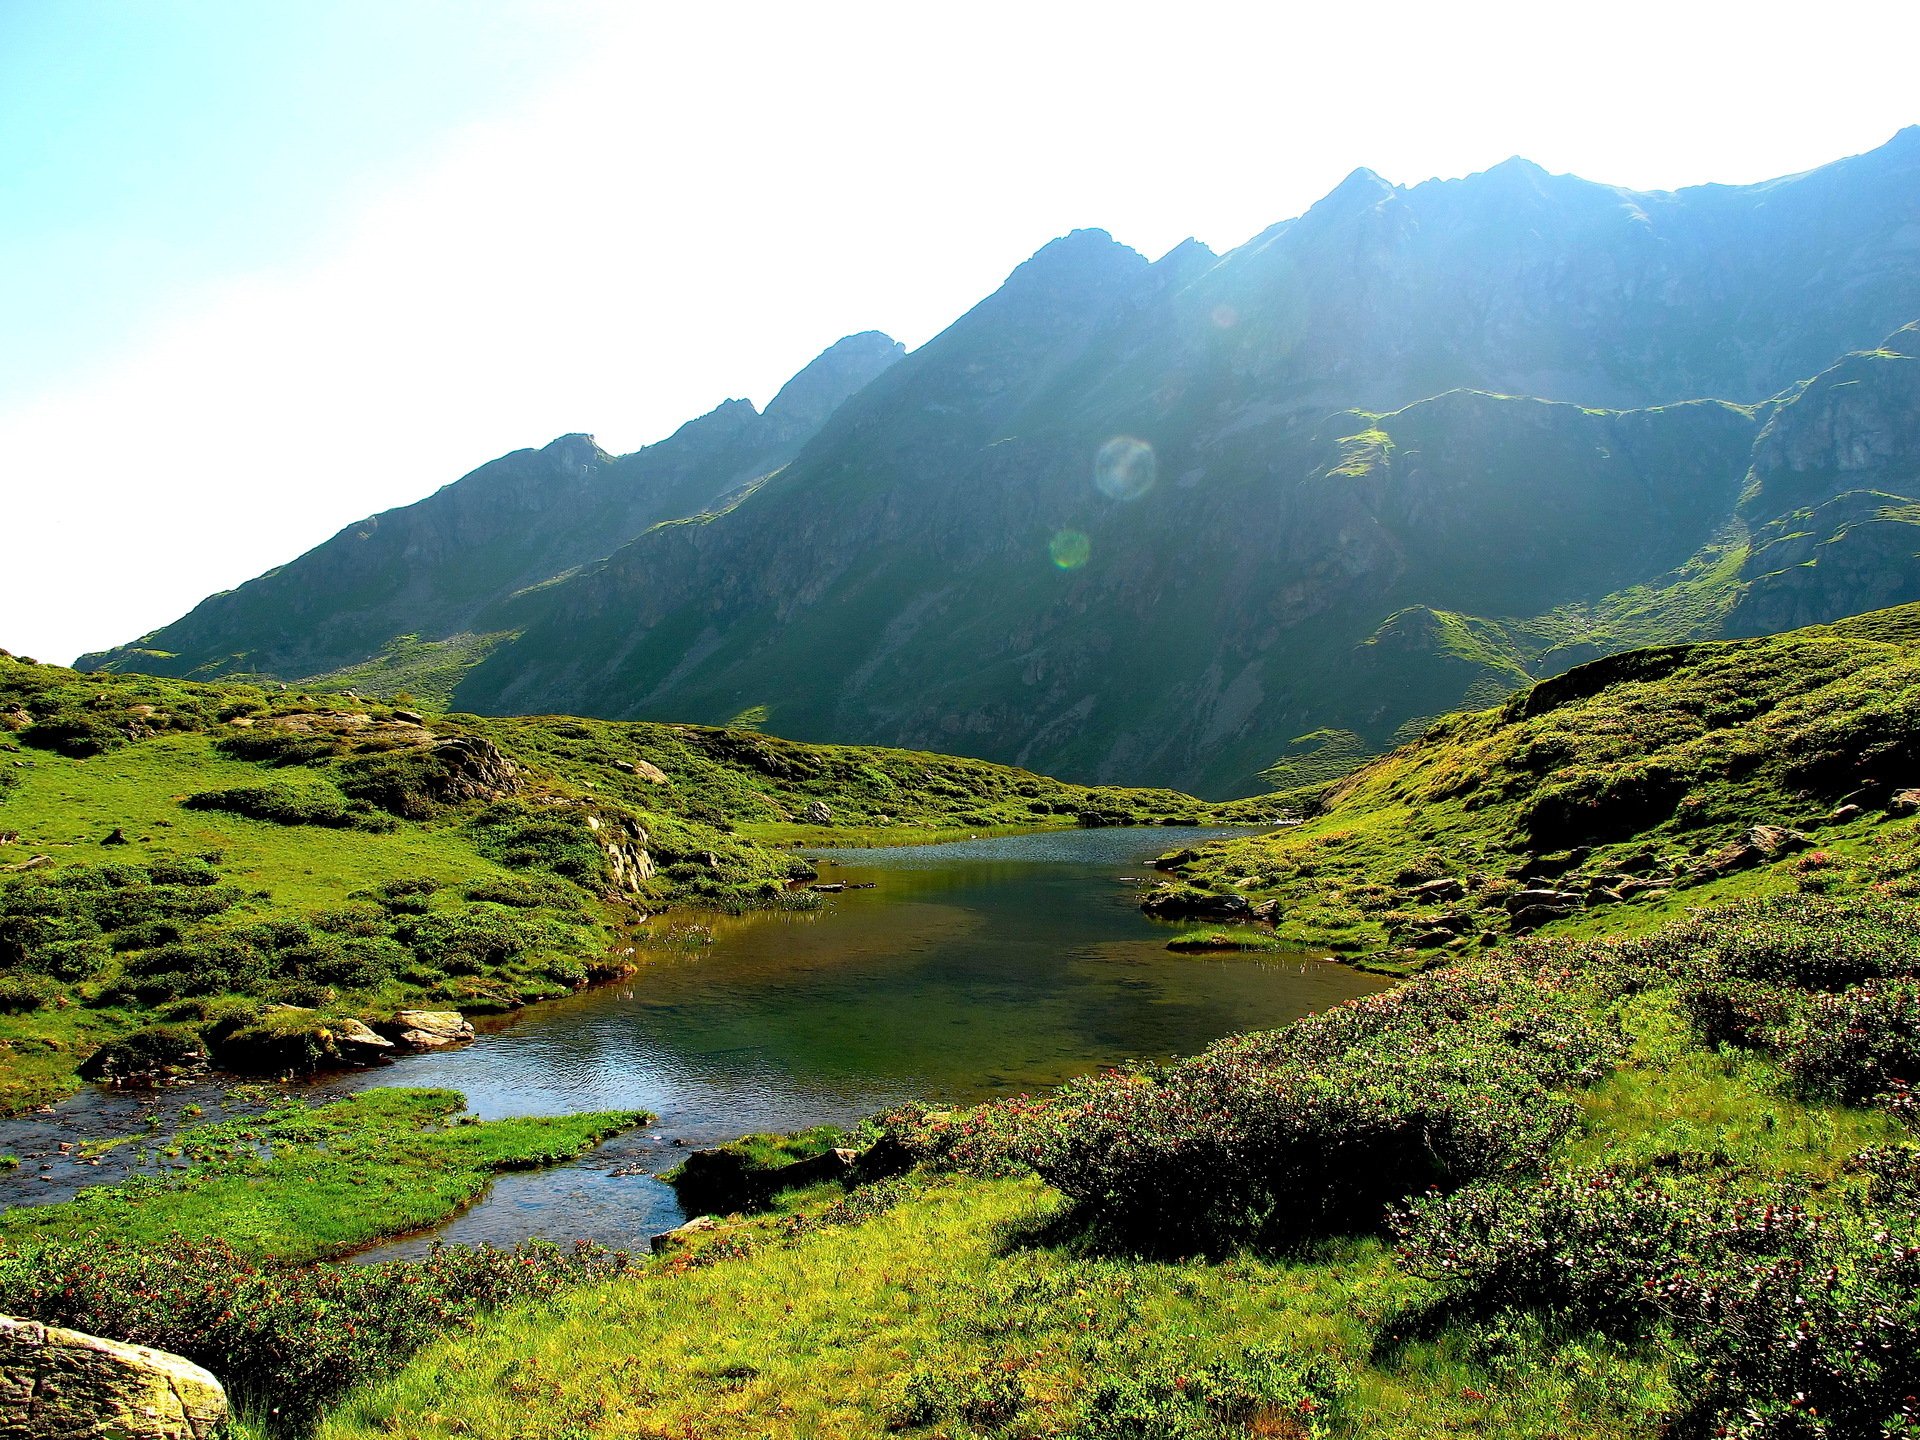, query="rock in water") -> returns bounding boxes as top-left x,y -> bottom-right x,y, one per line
0,1314 -> 227,1438
378,1009 -> 475,1050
